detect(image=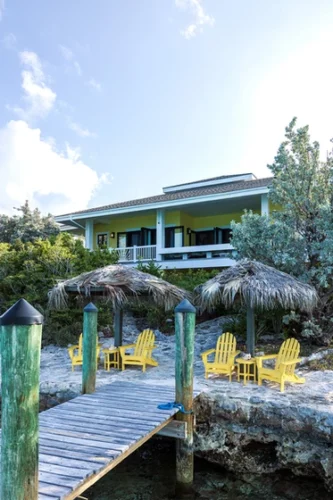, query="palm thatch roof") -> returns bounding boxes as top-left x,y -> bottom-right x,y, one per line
195,260 -> 318,313
48,264 -> 188,311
